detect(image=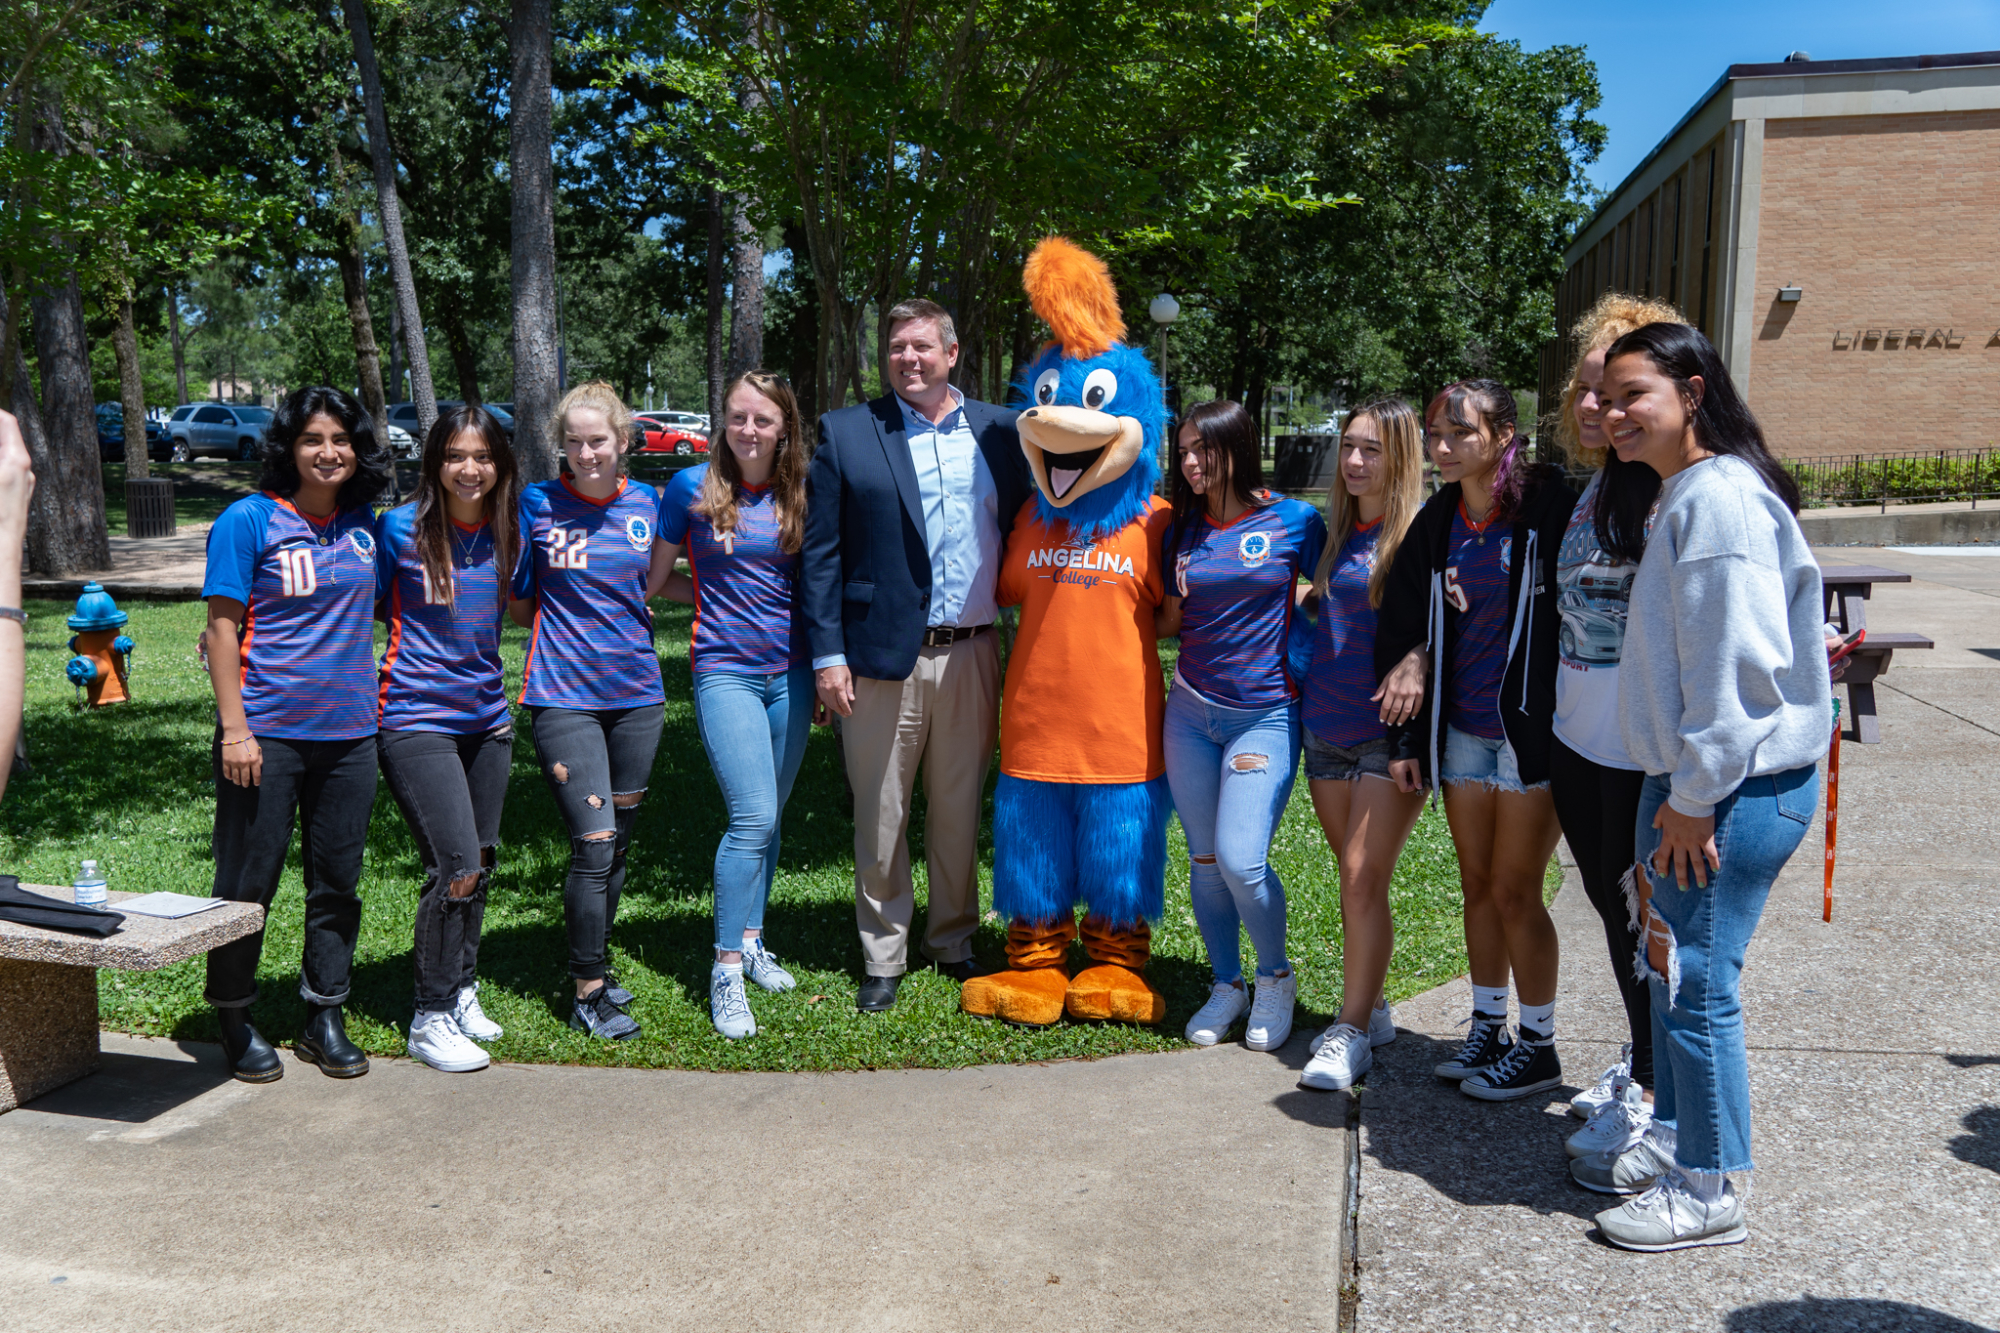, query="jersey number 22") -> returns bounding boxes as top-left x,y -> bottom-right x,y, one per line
547,527 -> 589,570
